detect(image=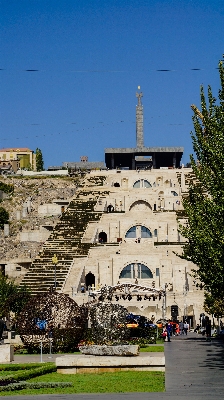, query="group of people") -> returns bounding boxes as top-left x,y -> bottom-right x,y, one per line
162,320 -> 189,341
